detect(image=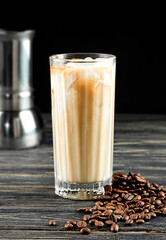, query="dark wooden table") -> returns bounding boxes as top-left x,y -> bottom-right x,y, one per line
1,114 -> 166,239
